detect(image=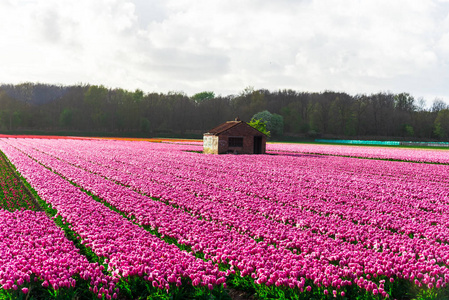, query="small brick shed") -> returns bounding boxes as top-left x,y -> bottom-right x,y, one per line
203,119 -> 267,154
